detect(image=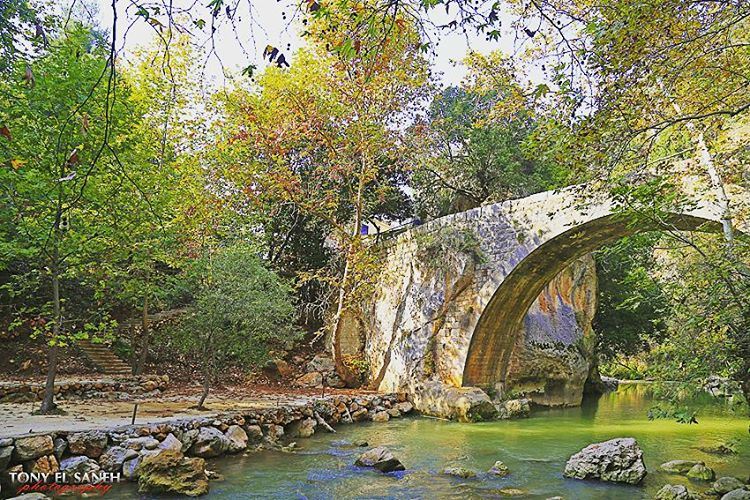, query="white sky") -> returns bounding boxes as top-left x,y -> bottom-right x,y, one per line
92,0 -> 533,89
